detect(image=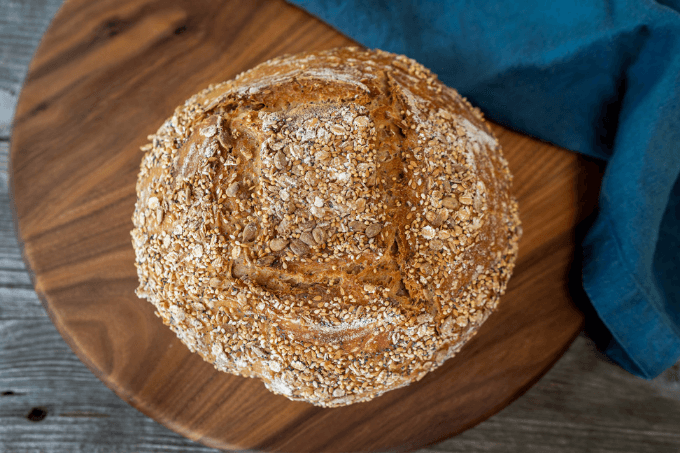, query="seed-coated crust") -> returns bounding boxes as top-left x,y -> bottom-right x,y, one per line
131,47 -> 521,407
